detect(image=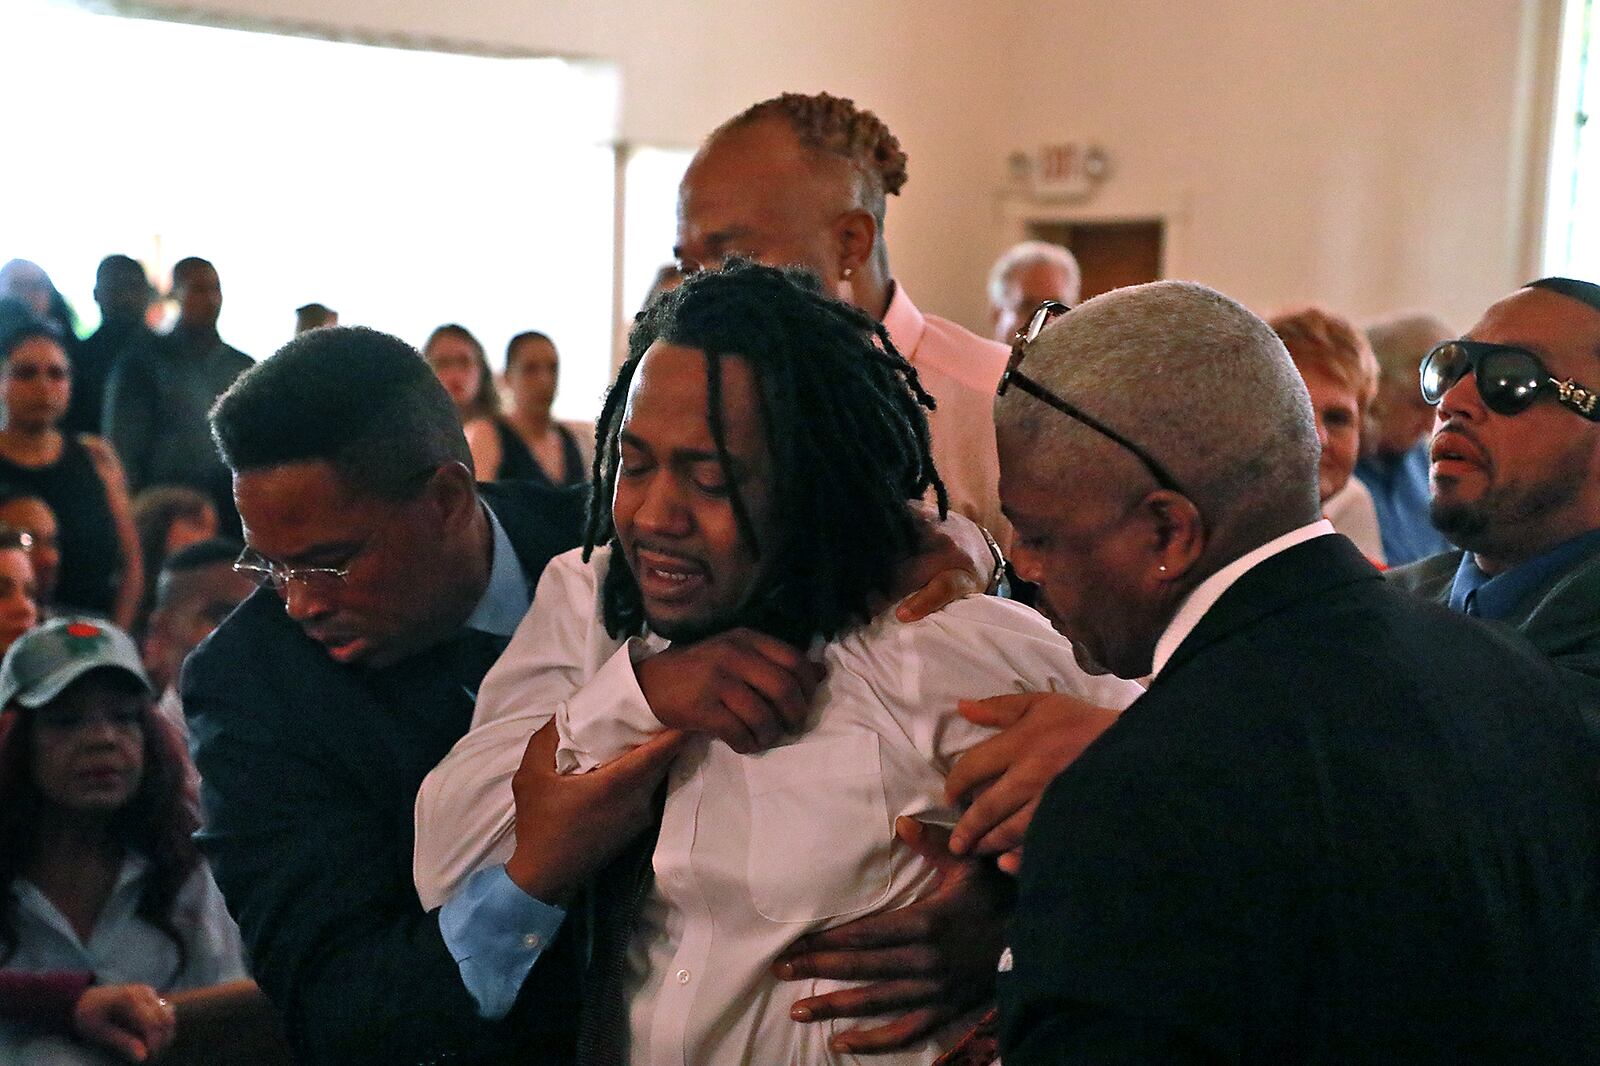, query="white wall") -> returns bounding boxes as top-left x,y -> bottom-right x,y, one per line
991,0 -> 1552,331
123,0 -> 1554,333
125,0 -> 1013,329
